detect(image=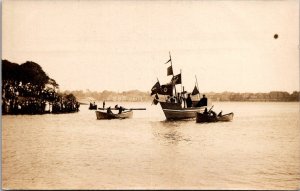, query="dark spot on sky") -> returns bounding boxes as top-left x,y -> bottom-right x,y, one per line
274,34 -> 278,39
